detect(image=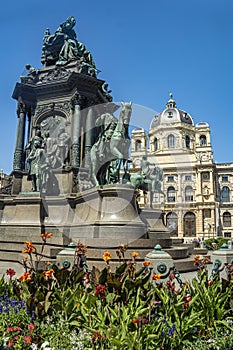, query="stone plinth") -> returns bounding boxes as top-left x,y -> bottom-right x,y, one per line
140,208 -> 172,248
69,184 -> 147,241
145,244 -> 174,281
